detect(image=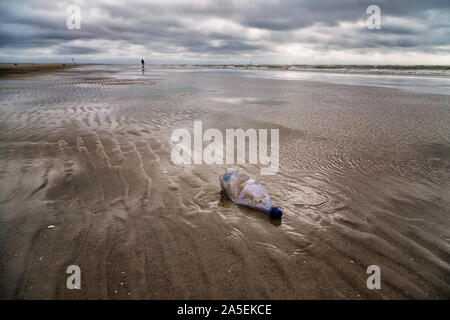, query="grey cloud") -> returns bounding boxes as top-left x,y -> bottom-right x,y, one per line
0,0 -> 449,63
56,45 -> 102,55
